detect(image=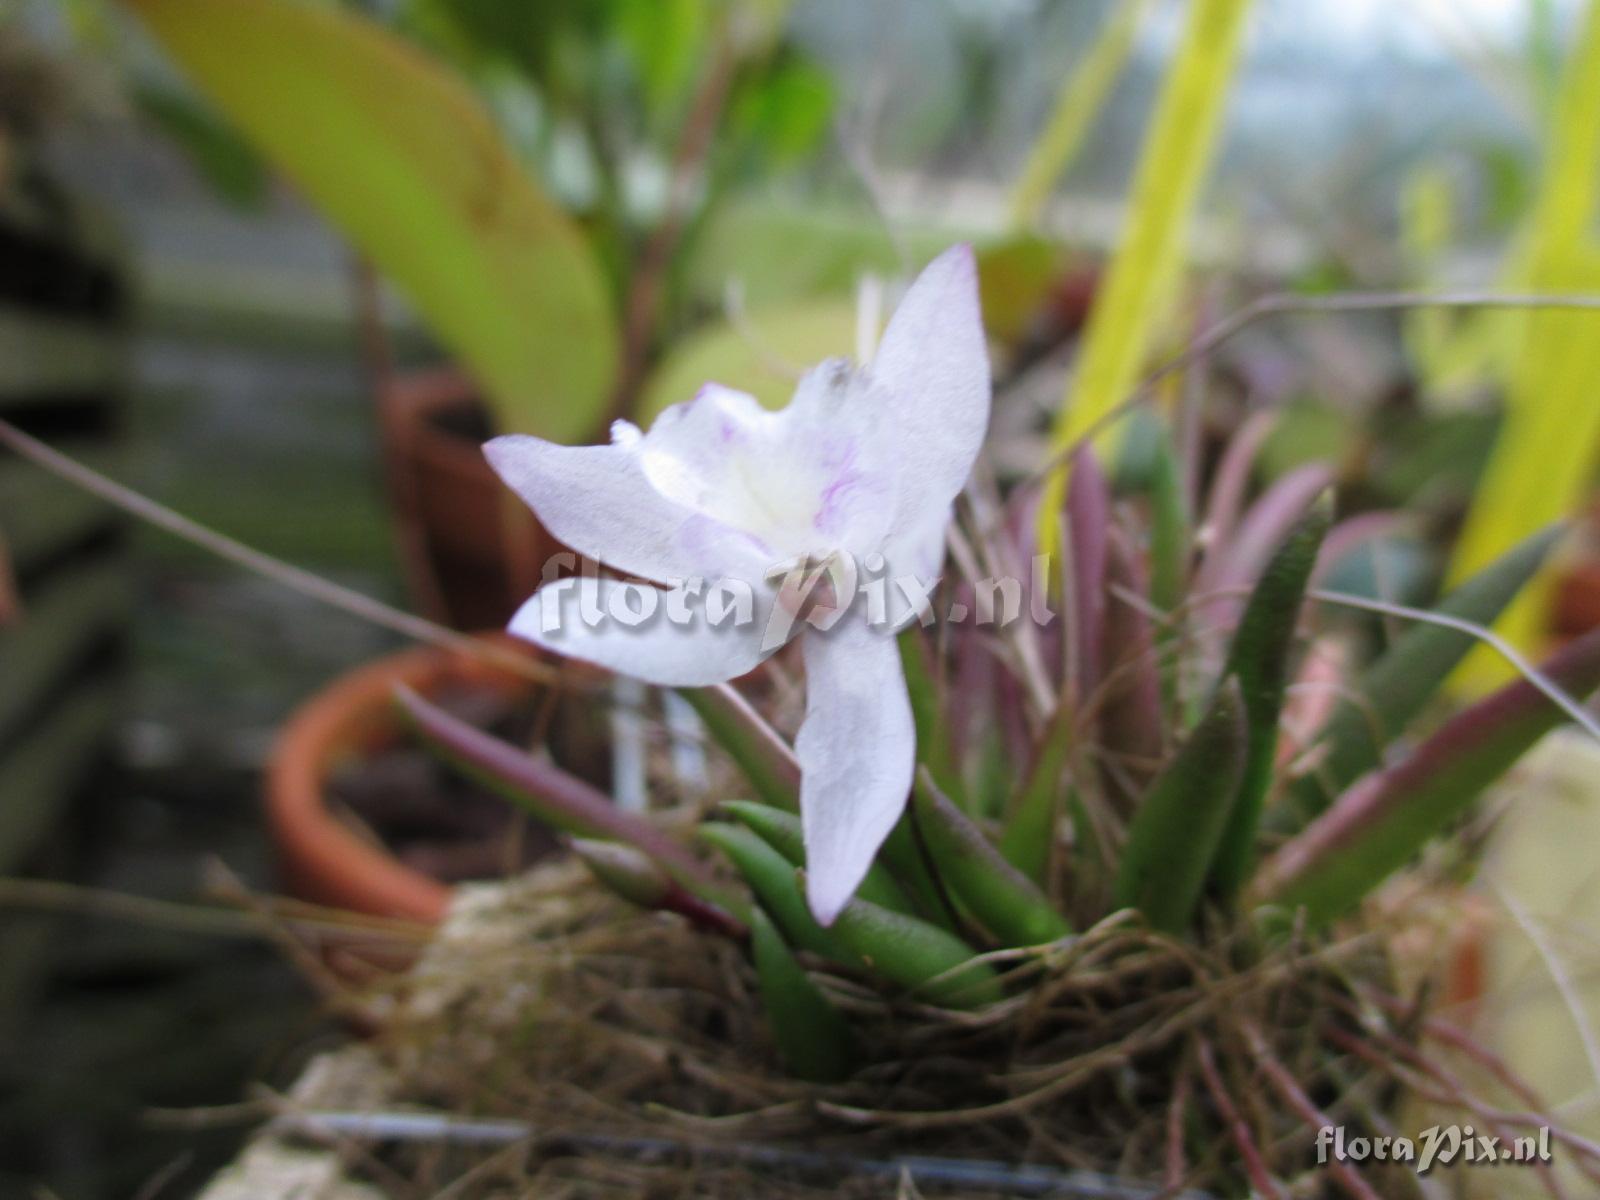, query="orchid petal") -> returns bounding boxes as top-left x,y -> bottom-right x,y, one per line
871,244 -> 991,545
638,370 -> 899,561
882,504 -> 950,632
485,433 -> 762,585
509,576 -> 779,687
797,617 -> 915,925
